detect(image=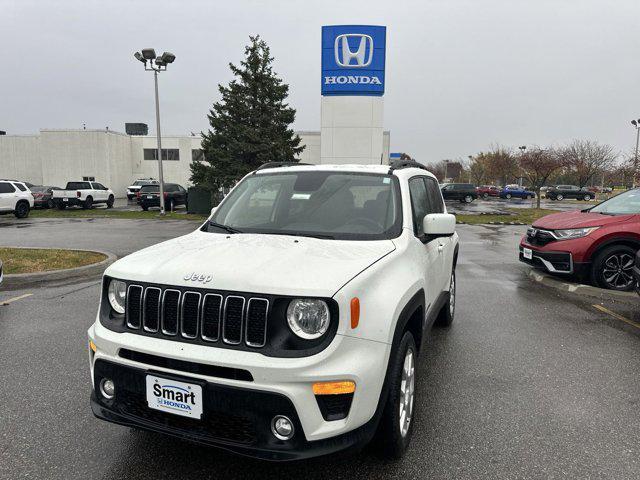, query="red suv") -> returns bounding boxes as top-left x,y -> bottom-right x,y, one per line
519,188 -> 640,291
